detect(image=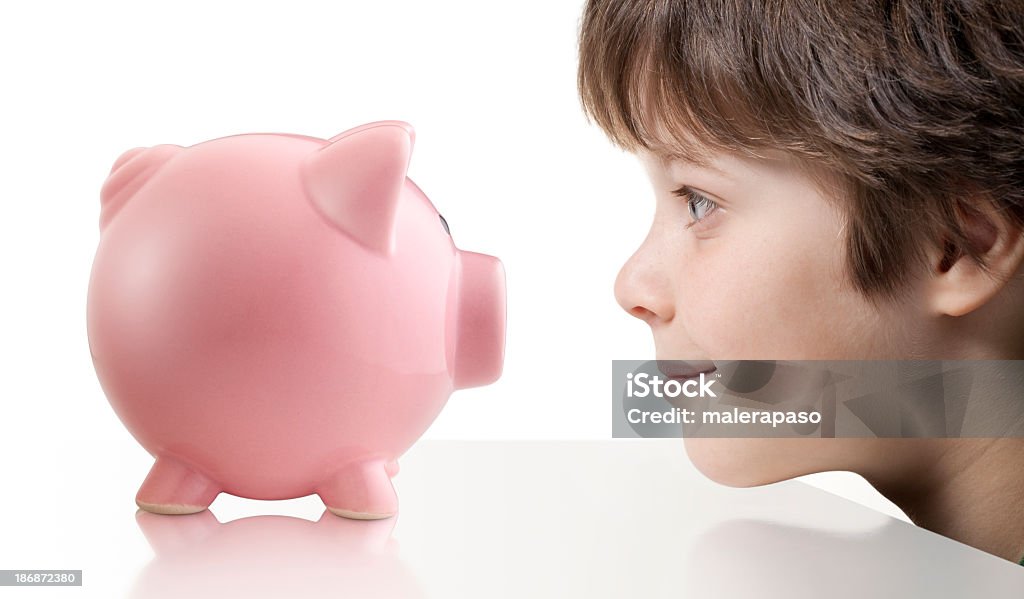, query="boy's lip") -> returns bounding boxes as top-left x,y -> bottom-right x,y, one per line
656,359 -> 717,379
